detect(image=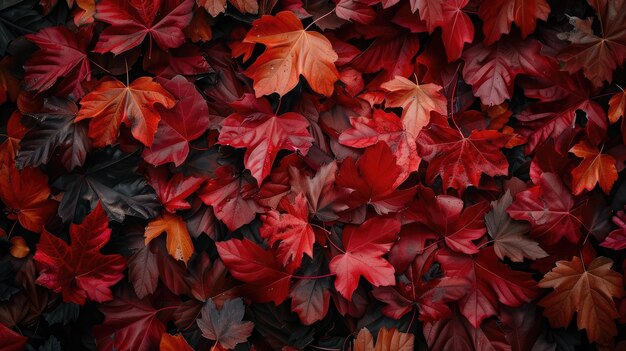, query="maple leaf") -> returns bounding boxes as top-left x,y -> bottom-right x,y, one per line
405,186 -> 490,254
143,76 -> 211,166
24,25 -> 91,98
557,0 -> 626,87
198,0 -> 258,17
160,333 -> 193,351
478,0 -> 550,46
392,0 -> 473,62
218,94 -> 313,184
289,252 -> 331,325
216,238 -> 293,304
260,194 -> 315,268
336,142 -> 416,214
539,256 -> 625,345
94,288 -> 174,351
381,75 -> 447,138
0,322 -> 27,351
338,109 -> 420,183
199,165 -> 263,231
128,245 -> 159,299
197,298 -> 254,349
518,65 -> 608,152
485,191 -> 548,262
600,209 -> 626,250
437,247 -> 540,327
569,140 -> 618,195
424,310 -> 511,351
329,216 -> 401,300
353,327 -> 414,351
373,246 -> 455,322
416,121 -> 509,194
0,162 -> 57,233
55,147 -> 160,223
146,166 -> 204,213
462,37 -> 548,106
243,11 -> 340,97
335,0 -> 376,24
145,212 -> 194,265
93,0 -> 194,55
439,0 -> 474,62
609,91 -> 626,143
507,173 -> 583,245
76,77 -> 176,147
351,33 -> 420,90
289,161 -> 348,222
33,204 -> 126,305
408,0 -> 443,30
16,97 -> 90,170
